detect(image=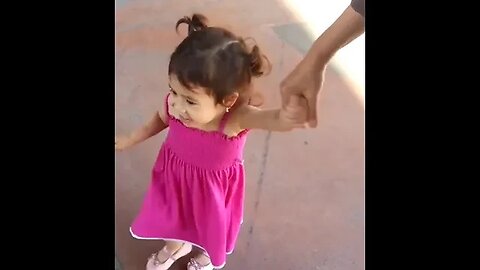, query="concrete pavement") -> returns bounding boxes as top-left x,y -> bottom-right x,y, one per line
115,1 -> 364,269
